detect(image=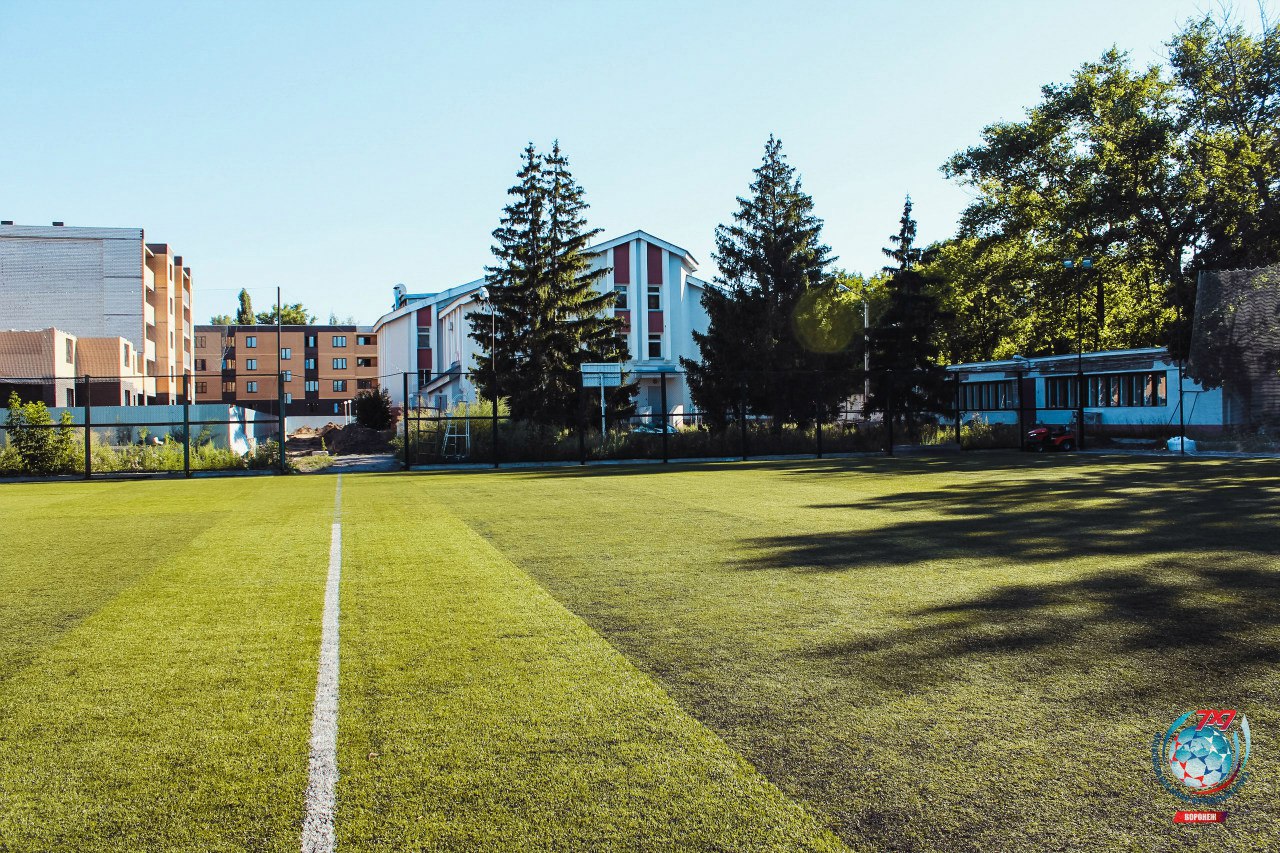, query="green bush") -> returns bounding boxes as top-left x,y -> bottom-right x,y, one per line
5,393 -> 79,475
